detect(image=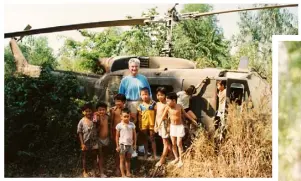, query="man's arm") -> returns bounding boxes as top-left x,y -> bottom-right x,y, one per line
118,78 -> 126,95
143,76 -> 152,99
